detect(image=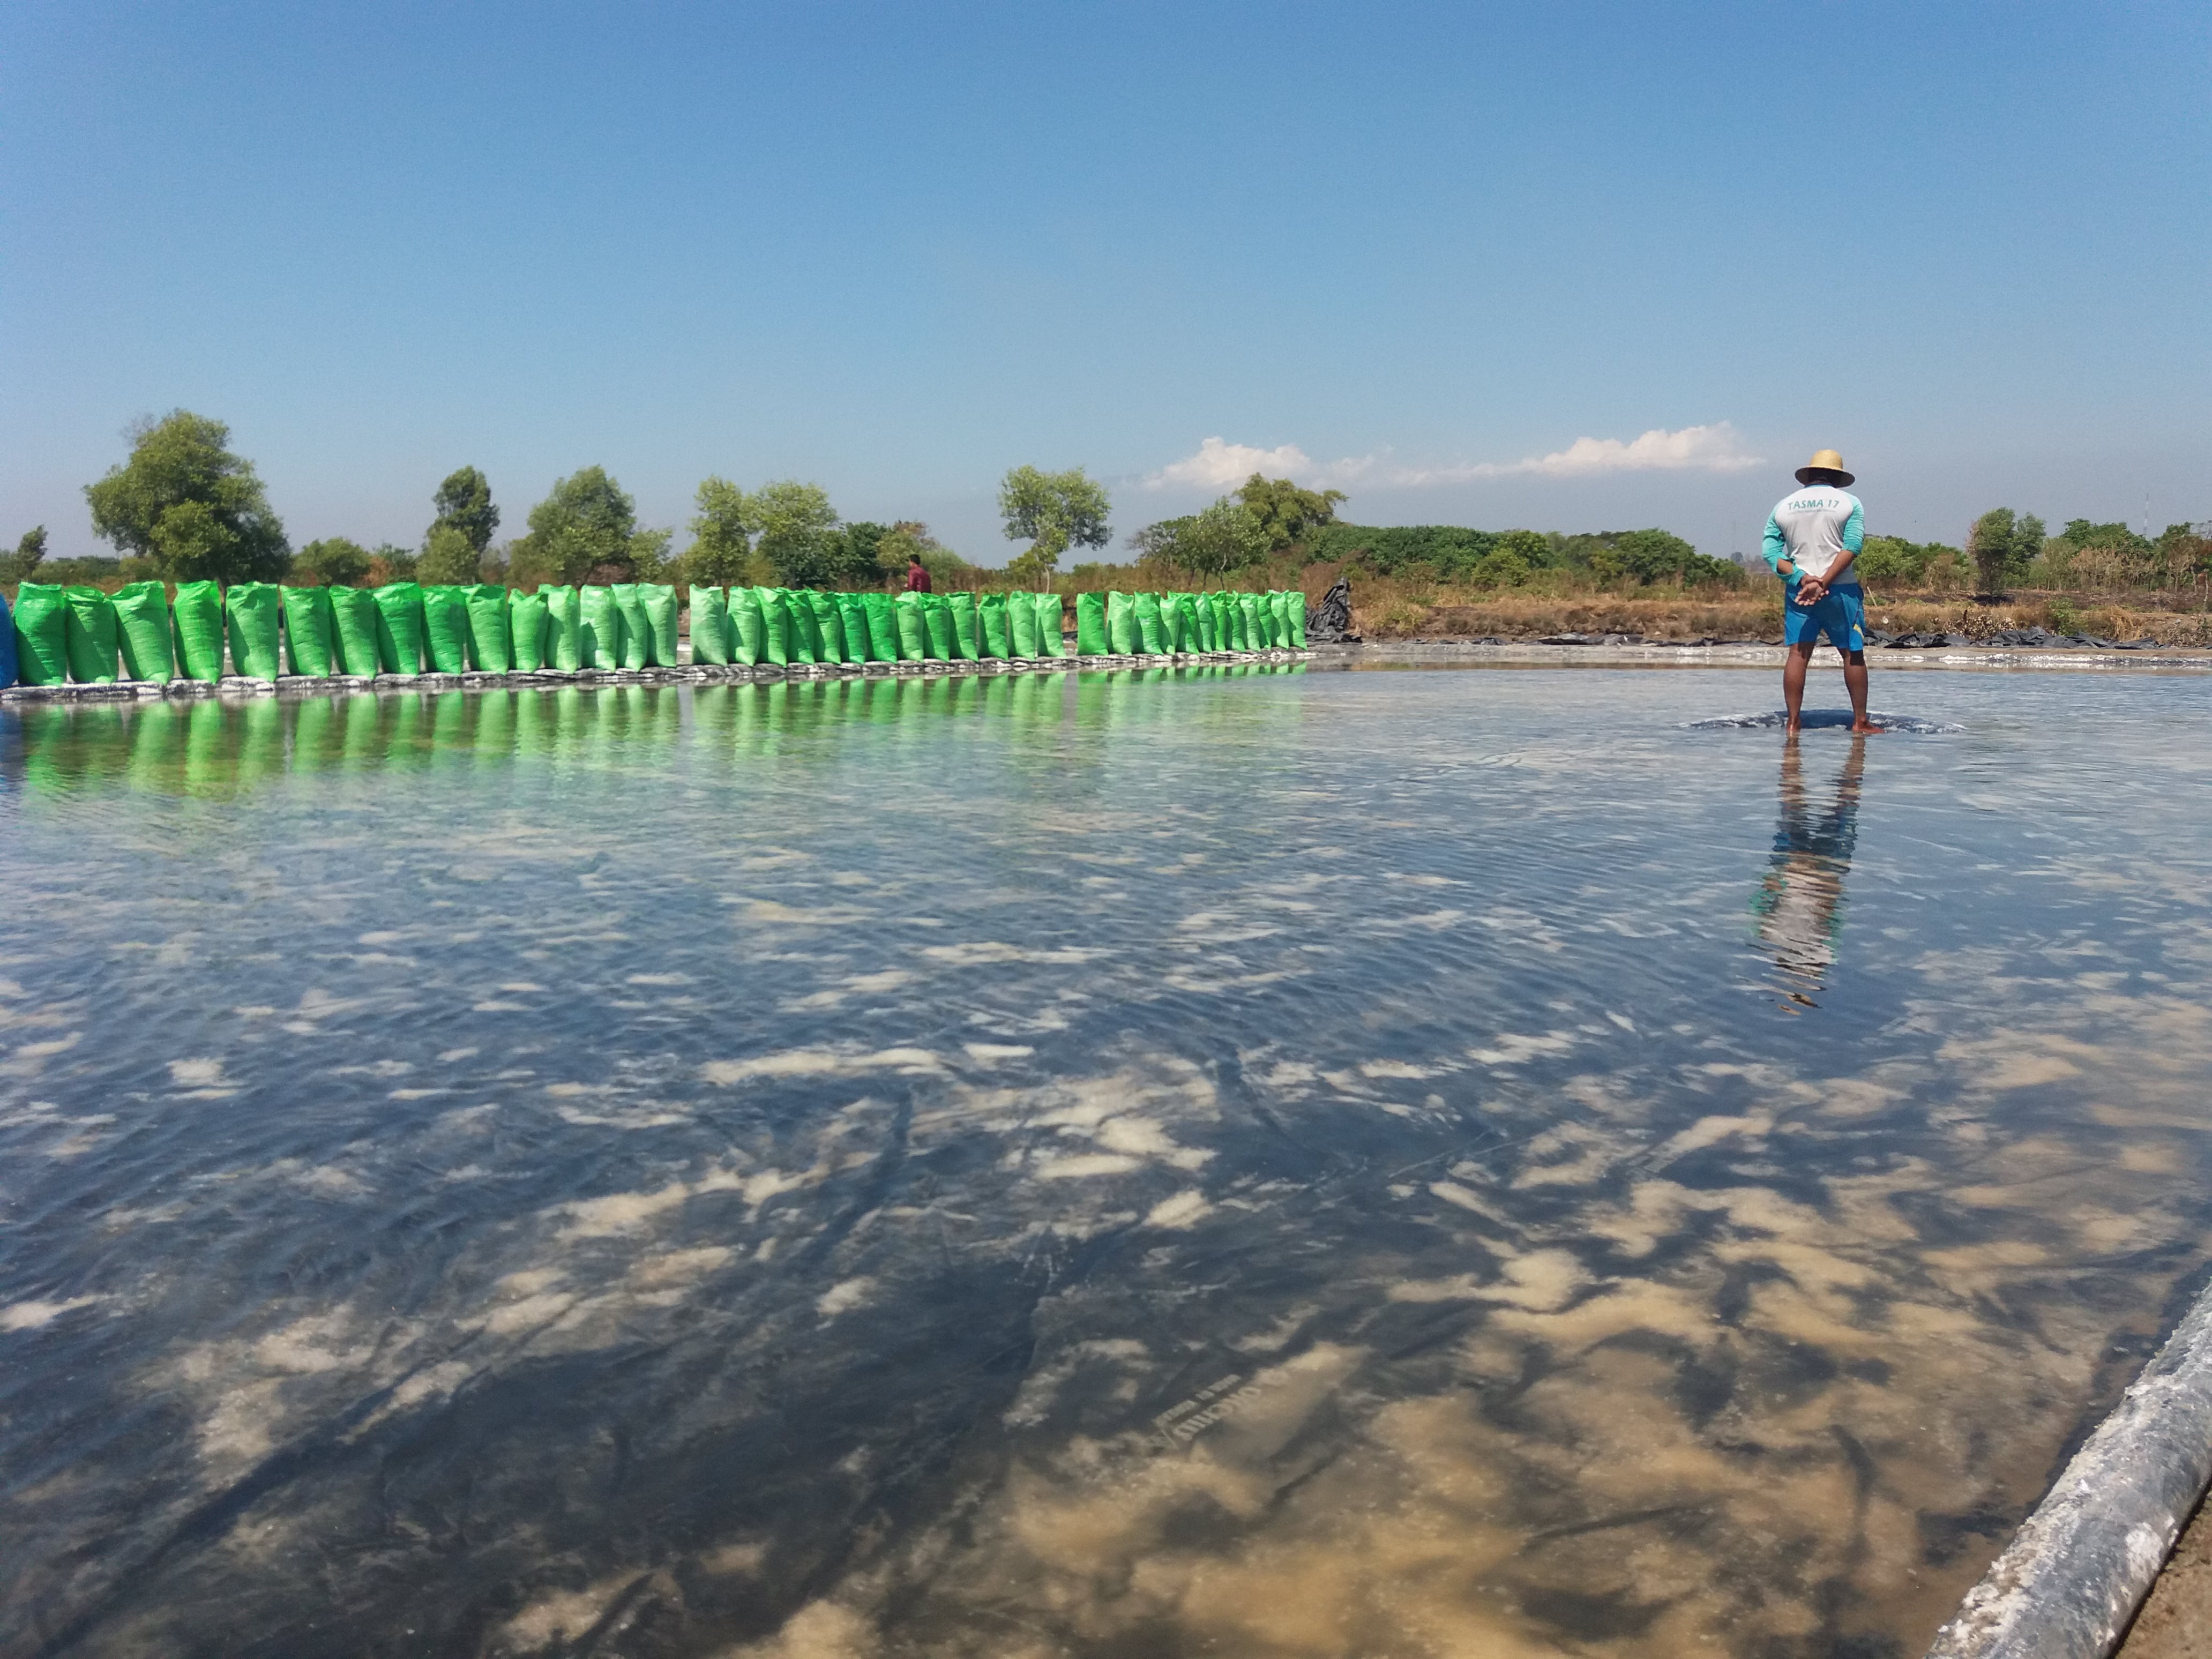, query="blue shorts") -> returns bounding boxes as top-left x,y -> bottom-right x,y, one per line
1784,583 -> 1865,652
